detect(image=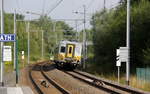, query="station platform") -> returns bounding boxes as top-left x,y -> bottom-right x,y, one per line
0,87 -> 34,94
